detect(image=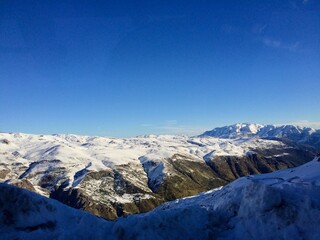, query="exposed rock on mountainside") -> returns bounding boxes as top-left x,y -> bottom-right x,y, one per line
50,156 -> 227,220
51,164 -> 164,220
0,124 -> 318,219
205,147 -> 312,182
